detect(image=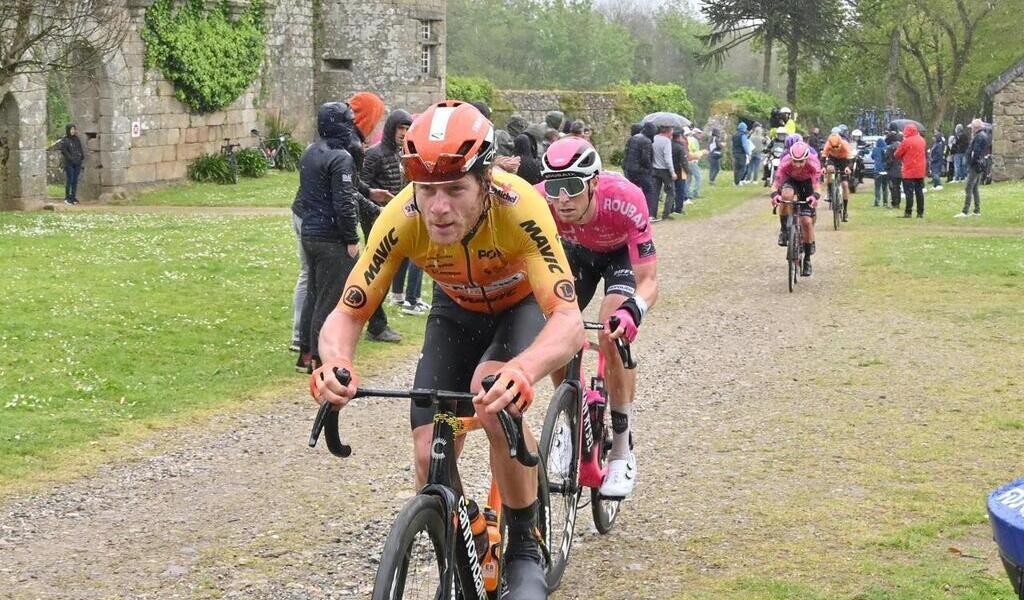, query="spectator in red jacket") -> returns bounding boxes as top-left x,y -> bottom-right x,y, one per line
895,123 -> 927,218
